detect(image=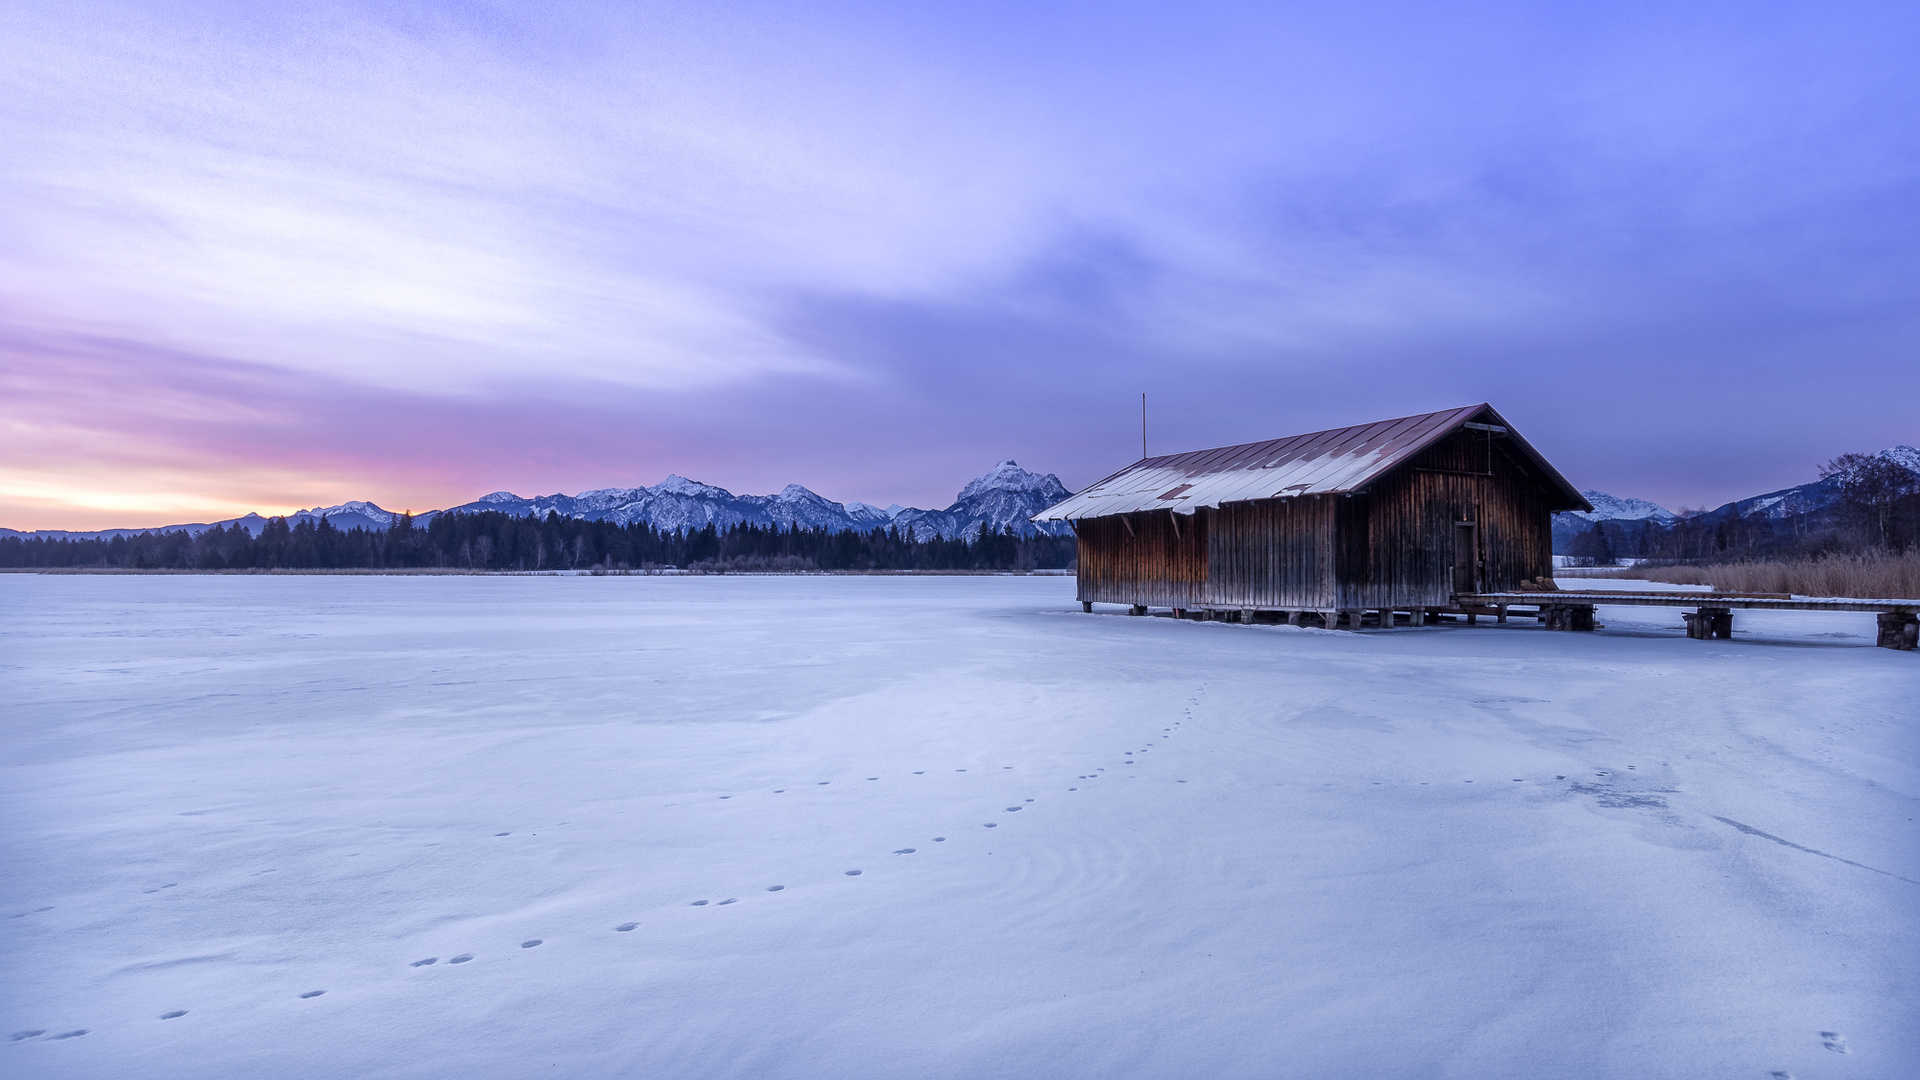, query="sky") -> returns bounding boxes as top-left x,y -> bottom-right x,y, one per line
3,0 -> 1918,529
